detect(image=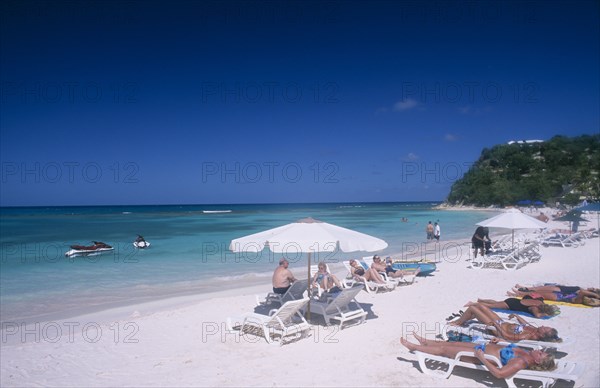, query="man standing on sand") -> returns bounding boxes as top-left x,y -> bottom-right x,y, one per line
434,222 -> 441,242
426,221 -> 434,240
272,258 -> 297,294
